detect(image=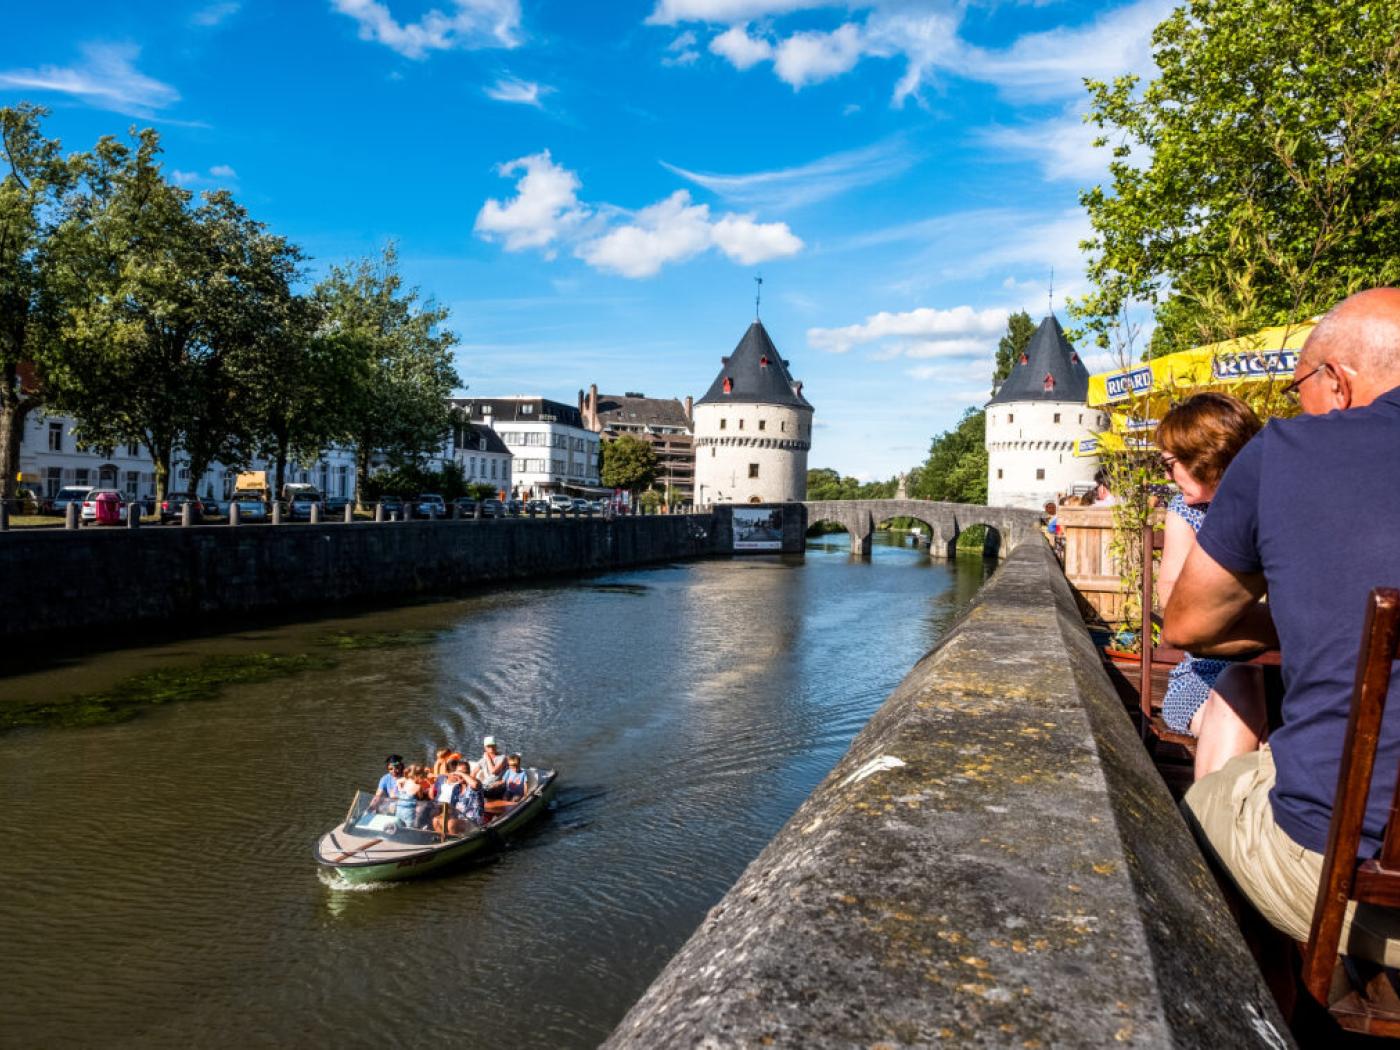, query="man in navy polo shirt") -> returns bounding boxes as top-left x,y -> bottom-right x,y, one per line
1166,287 -> 1400,963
